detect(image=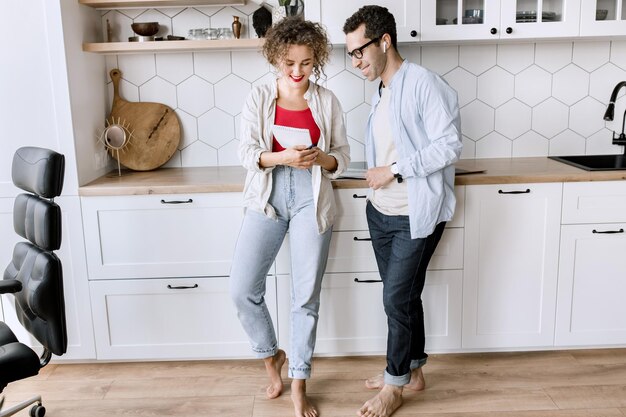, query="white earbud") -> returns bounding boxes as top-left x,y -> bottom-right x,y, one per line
383,42 -> 387,53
